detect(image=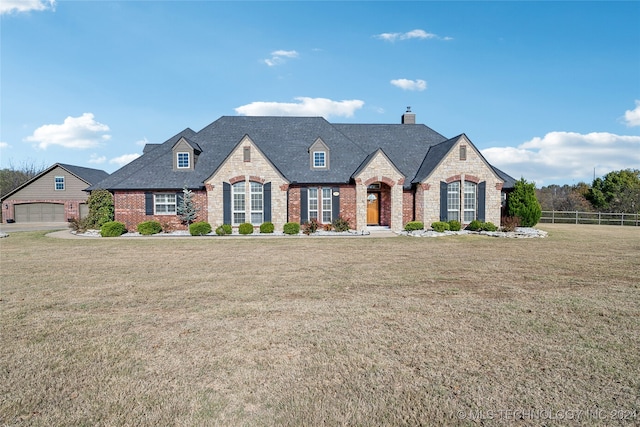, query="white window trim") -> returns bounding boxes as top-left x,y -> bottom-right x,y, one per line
447,182 -> 460,221
463,181 -> 477,222
177,152 -> 190,169
322,187 -> 332,223
232,182 -> 246,225
250,182 -> 263,225
308,188 -> 319,221
54,176 -> 65,191
313,151 -> 326,168
154,193 -> 176,215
